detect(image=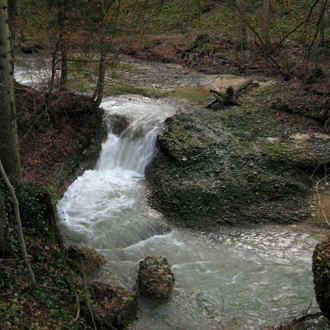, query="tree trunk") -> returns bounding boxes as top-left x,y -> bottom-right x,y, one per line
8,0 -> 16,43
58,0 -> 68,91
60,47 -> 68,91
94,45 -> 106,106
234,0 -> 248,50
0,0 -> 22,185
262,0 -> 271,48
318,0 -> 328,45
